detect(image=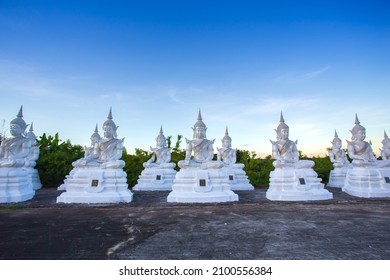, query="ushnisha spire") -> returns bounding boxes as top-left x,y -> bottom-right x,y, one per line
280,111 -> 285,123
193,108 -> 207,130
276,111 -> 289,133
156,125 -> 166,142
17,106 -> 23,118
382,130 -> 390,145
108,107 -> 113,120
